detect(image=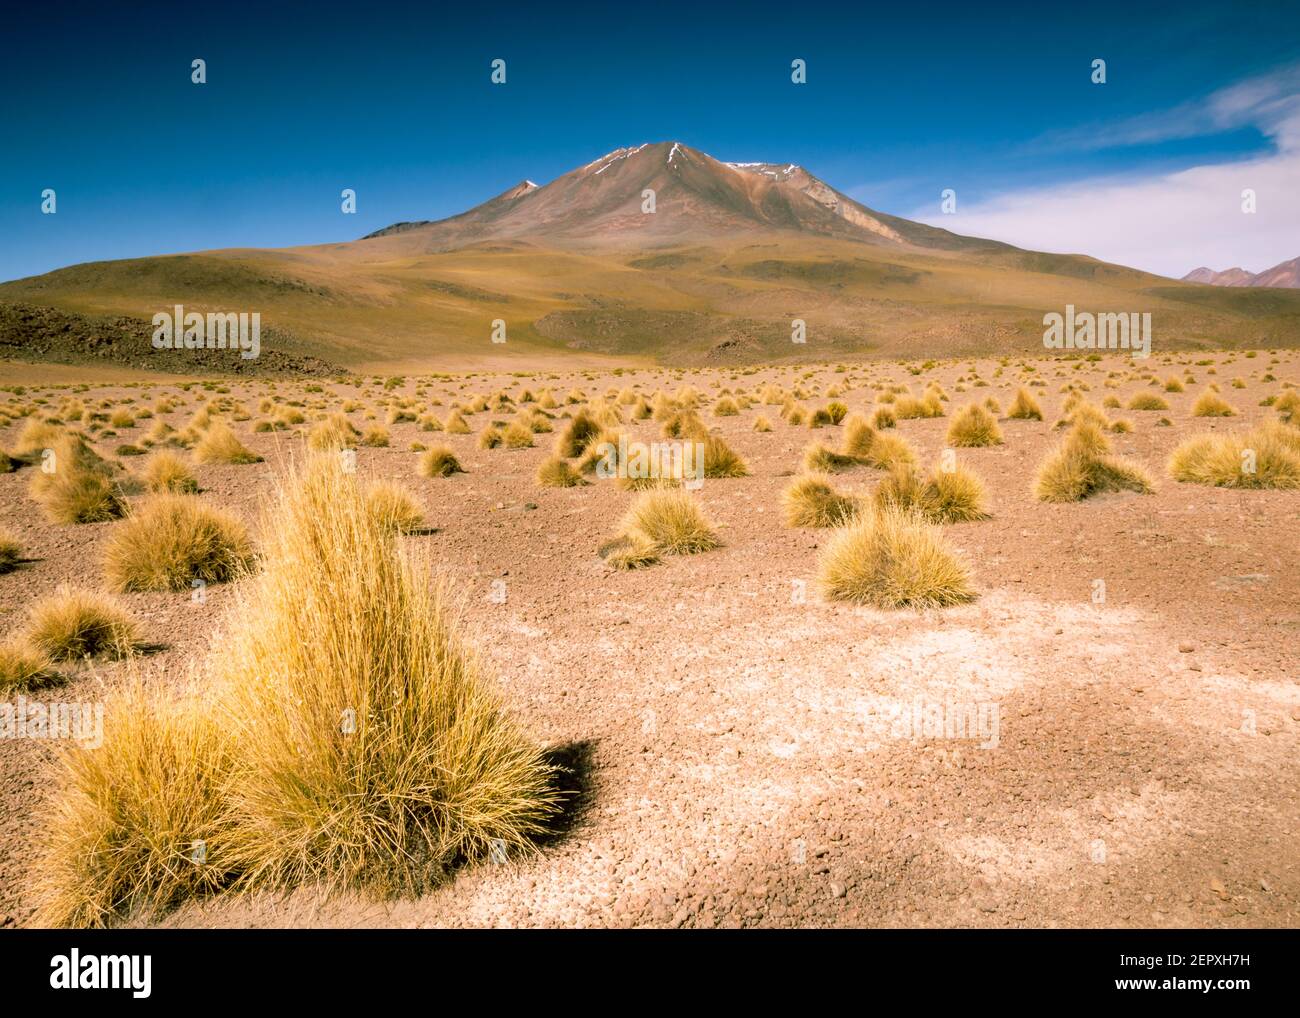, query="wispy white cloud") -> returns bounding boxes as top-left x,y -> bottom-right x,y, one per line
918,64 -> 1300,278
